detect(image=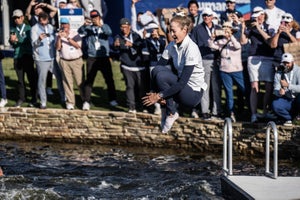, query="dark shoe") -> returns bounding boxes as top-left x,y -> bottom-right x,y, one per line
15,100 -> 24,108
40,104 -> 47,109
202,113 -> 211,120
